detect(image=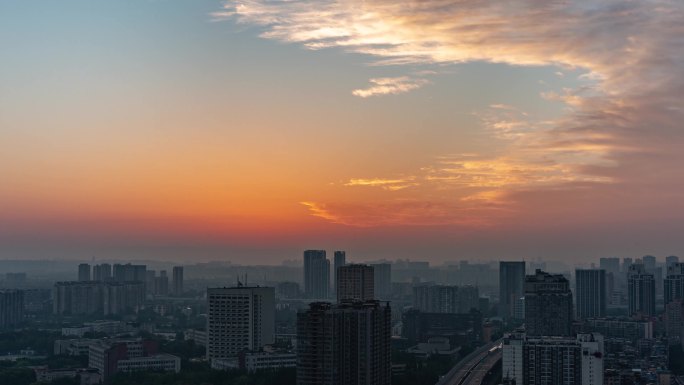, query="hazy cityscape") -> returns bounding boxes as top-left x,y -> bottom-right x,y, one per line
0,254 -> 682,384
3,0 -> 684,384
